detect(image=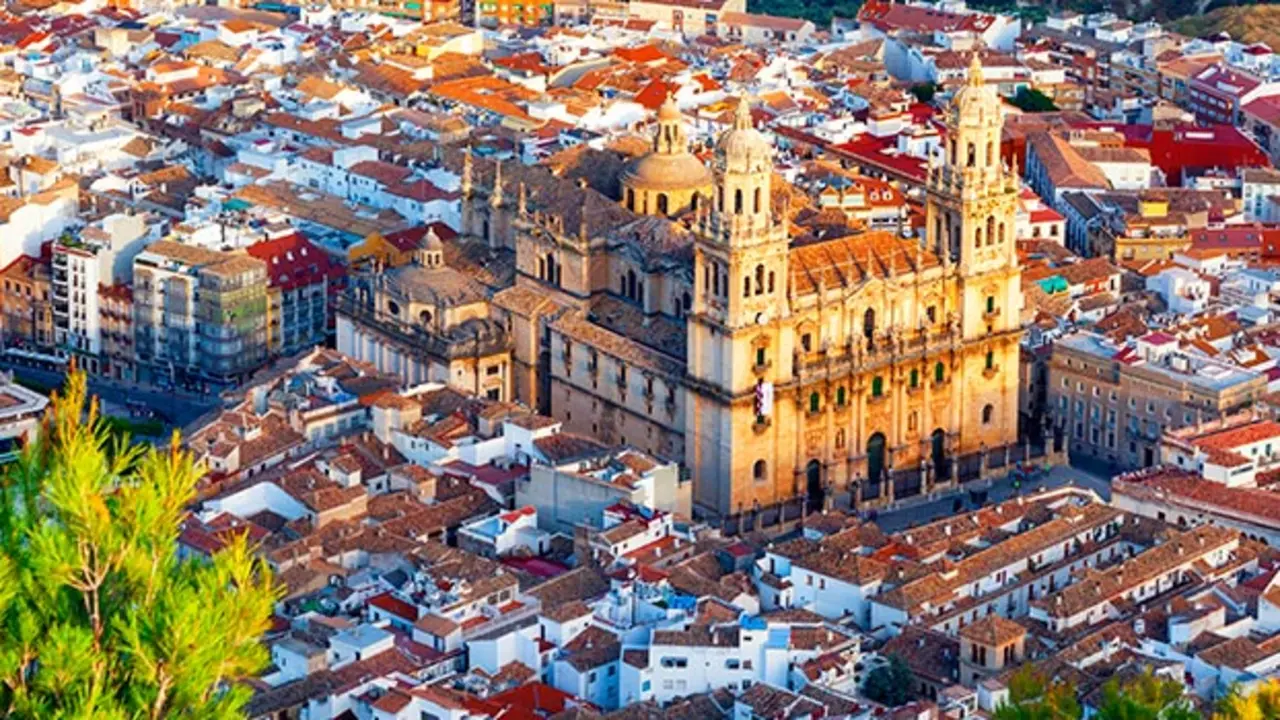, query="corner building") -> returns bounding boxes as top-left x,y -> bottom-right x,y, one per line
684,56 -> 1023,515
